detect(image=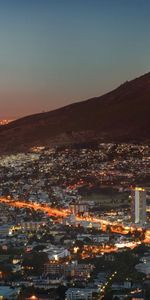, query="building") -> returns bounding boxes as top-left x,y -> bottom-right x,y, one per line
131,187 -> 146,226
72,264 -> 94,279
43,246 -> 70,261
44,261 -> 64,276
66,288 -> 95,300
0,225 -> 13,237
0,286 -> 20,299
21,222 -> 42,232
70,202 -> 88,215
135,261 -> 150,275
